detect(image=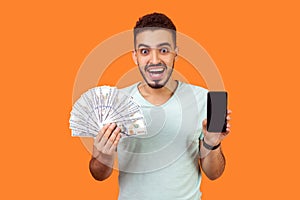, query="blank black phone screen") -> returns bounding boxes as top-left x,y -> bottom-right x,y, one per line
207,91 -> 227,132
